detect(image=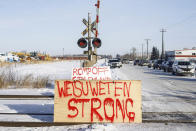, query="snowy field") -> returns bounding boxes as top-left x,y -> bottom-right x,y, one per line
0,60 -> 82,95
0,59 -> 196,130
